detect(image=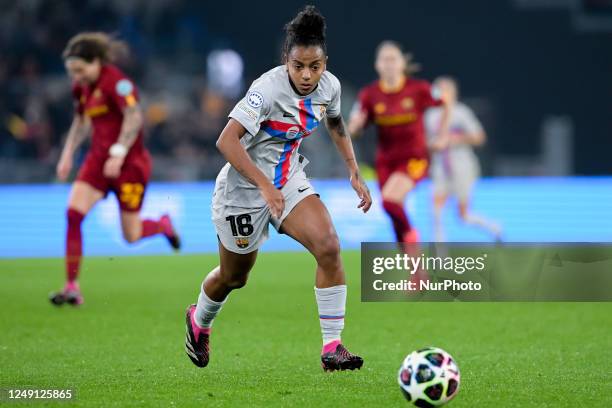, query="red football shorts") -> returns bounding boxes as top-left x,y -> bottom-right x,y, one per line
76,152 -> 152,212
376,156 -> 429,189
